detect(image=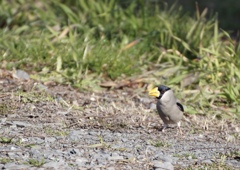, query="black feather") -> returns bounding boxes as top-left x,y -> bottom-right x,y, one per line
158,85 -> 170,93
176,102 -> 184,112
